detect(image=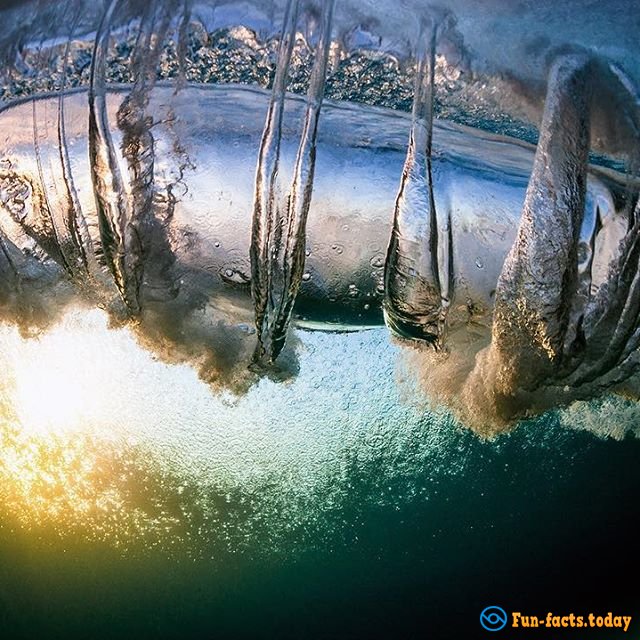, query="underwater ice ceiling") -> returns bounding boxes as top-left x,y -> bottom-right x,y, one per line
0,0 -> 639,431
